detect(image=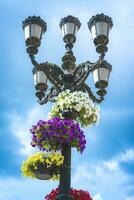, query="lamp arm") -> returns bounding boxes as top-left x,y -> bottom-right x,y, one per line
37,85 -> 61,105
41,62 -> 64,88
29,55 -> 64,88
29,54 -> 40,67
73,52 -> 106,89
99,53 -> 105,63
73,61 -> 98,88
83,83 -> 104,104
